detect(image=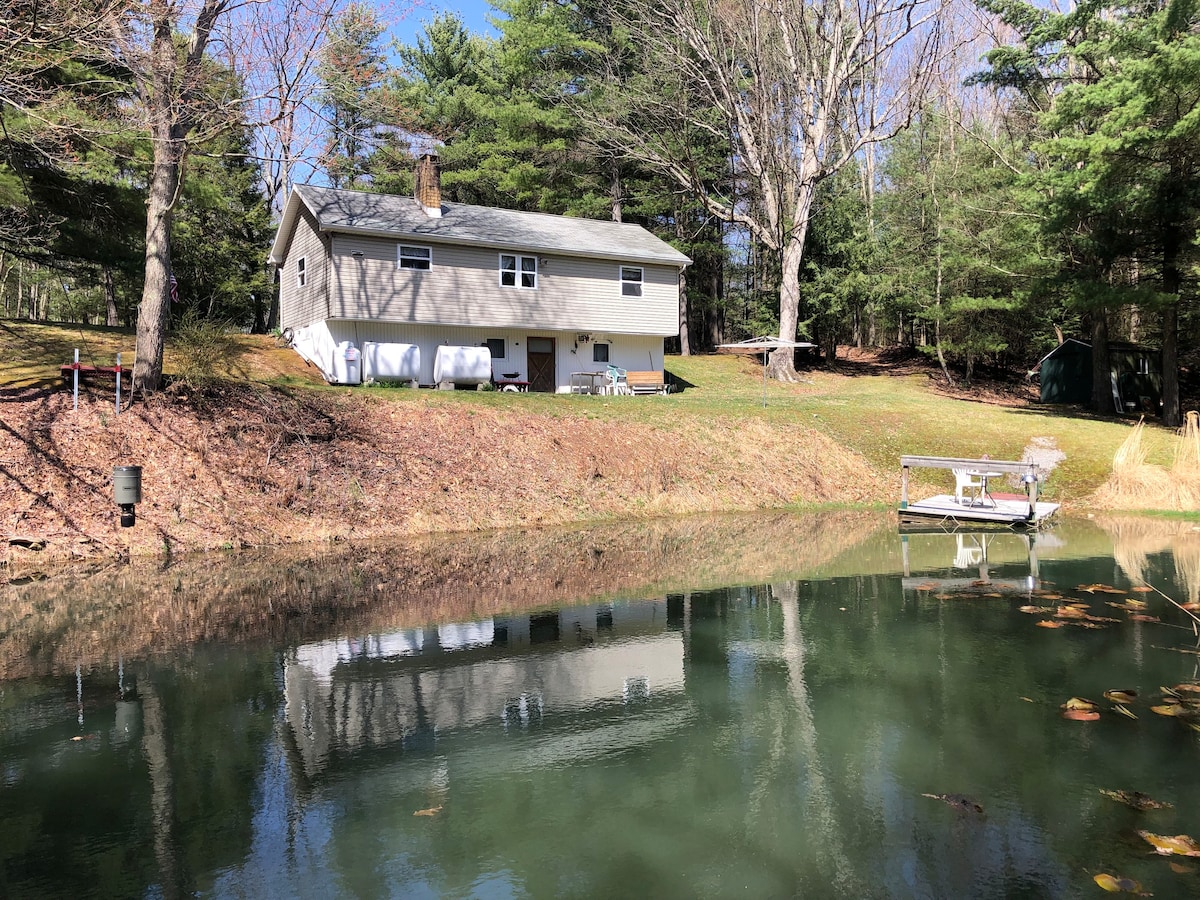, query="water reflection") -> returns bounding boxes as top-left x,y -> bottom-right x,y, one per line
4,513 -> 1200,898
285,601 -> 685,780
